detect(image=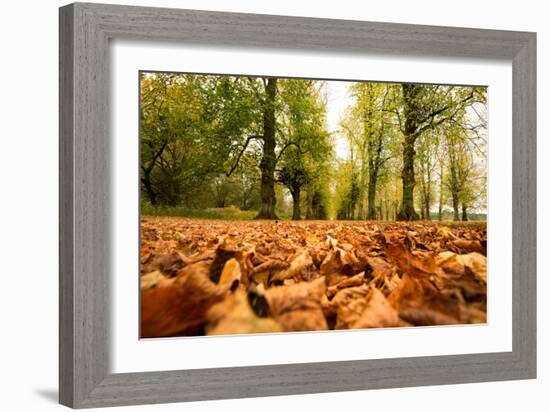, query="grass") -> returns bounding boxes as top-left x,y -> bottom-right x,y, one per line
141,204 -> 485,226
141,204 -> 258,220
438,220 -> 487,229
